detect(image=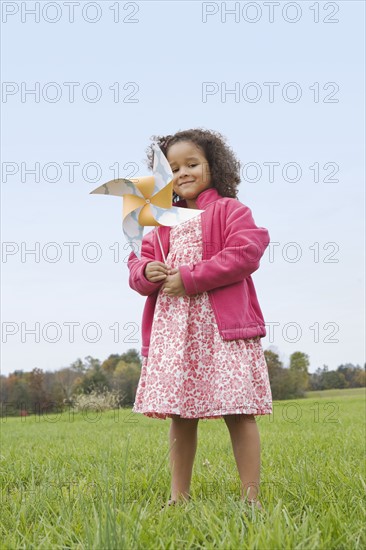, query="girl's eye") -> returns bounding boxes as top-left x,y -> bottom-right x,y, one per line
171,164 -> 197,173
